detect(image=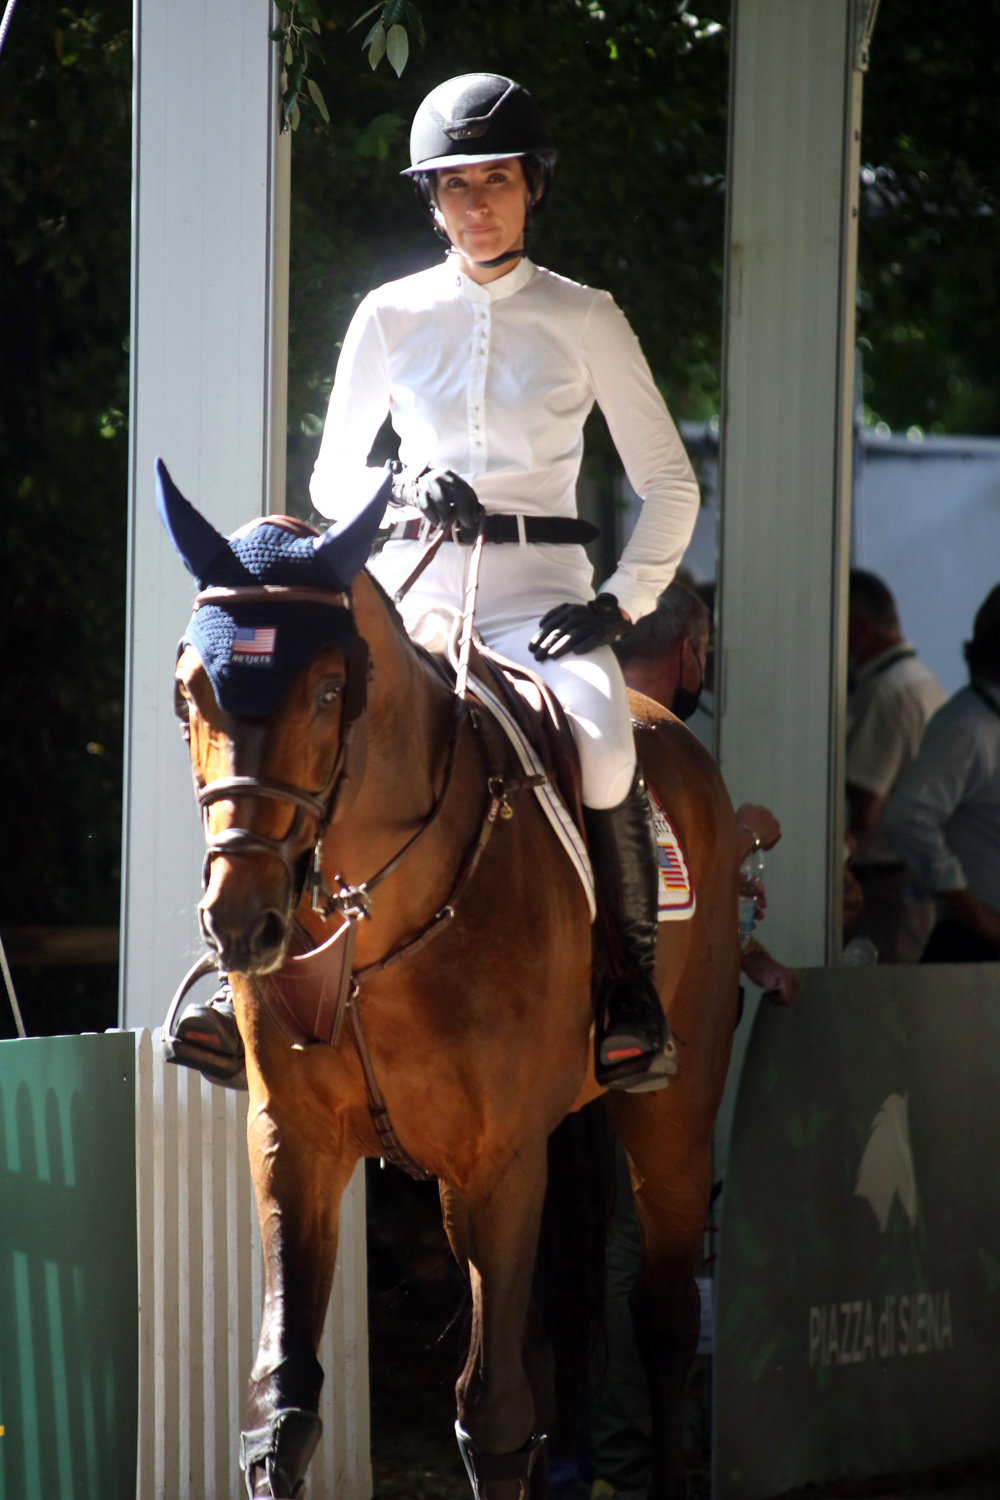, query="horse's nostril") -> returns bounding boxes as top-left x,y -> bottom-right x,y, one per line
250,909 -> 286,958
